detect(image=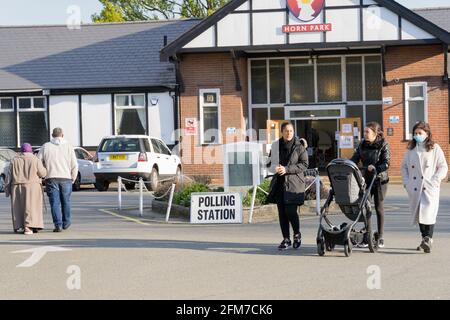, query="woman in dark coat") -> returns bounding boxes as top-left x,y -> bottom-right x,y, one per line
350,122 -> 391,248
267,122 -> 309,250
